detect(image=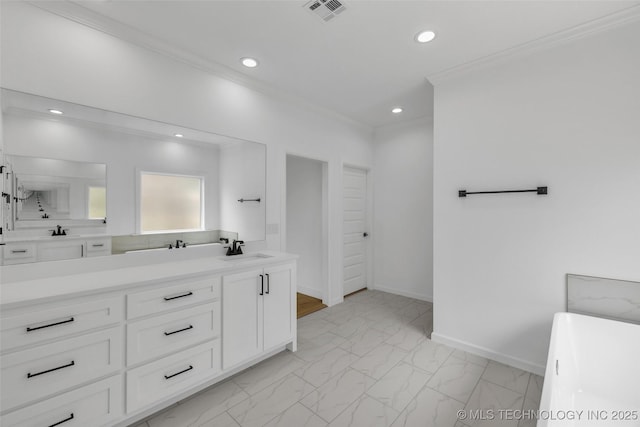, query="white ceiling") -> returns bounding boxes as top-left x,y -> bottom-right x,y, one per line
59,0 -> 640,128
